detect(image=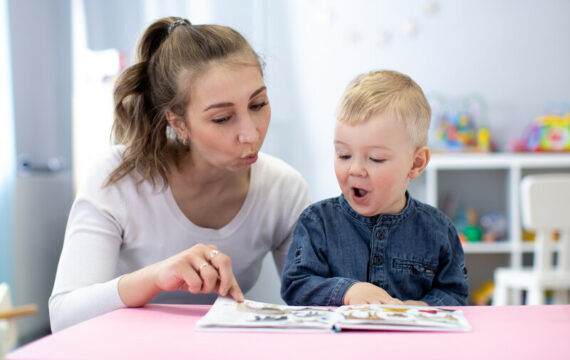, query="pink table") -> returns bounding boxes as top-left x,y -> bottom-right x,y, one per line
7,304 -> 570,360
